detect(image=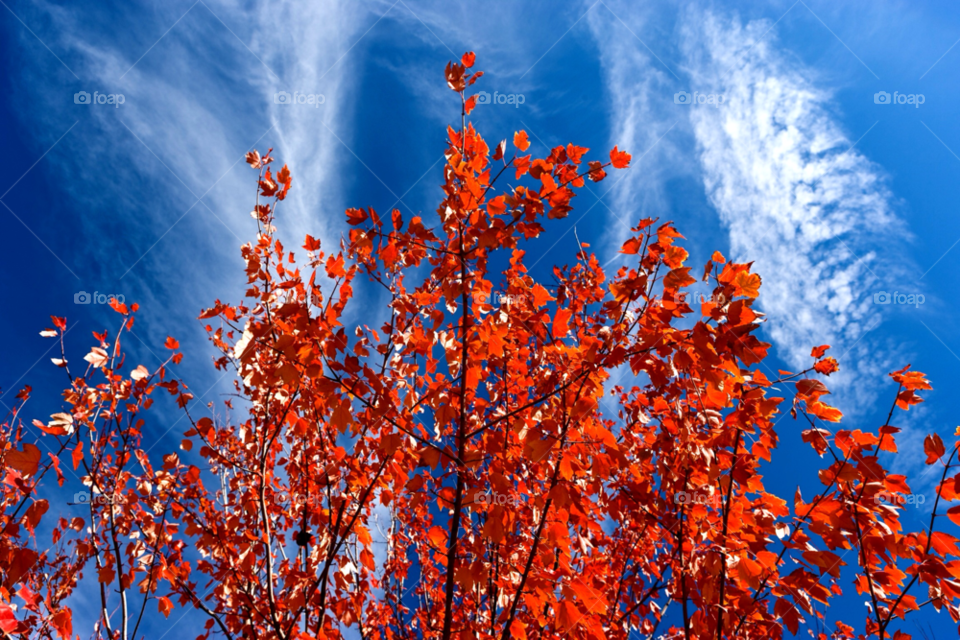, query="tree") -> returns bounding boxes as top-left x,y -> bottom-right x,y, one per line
3,52 -> 960,640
